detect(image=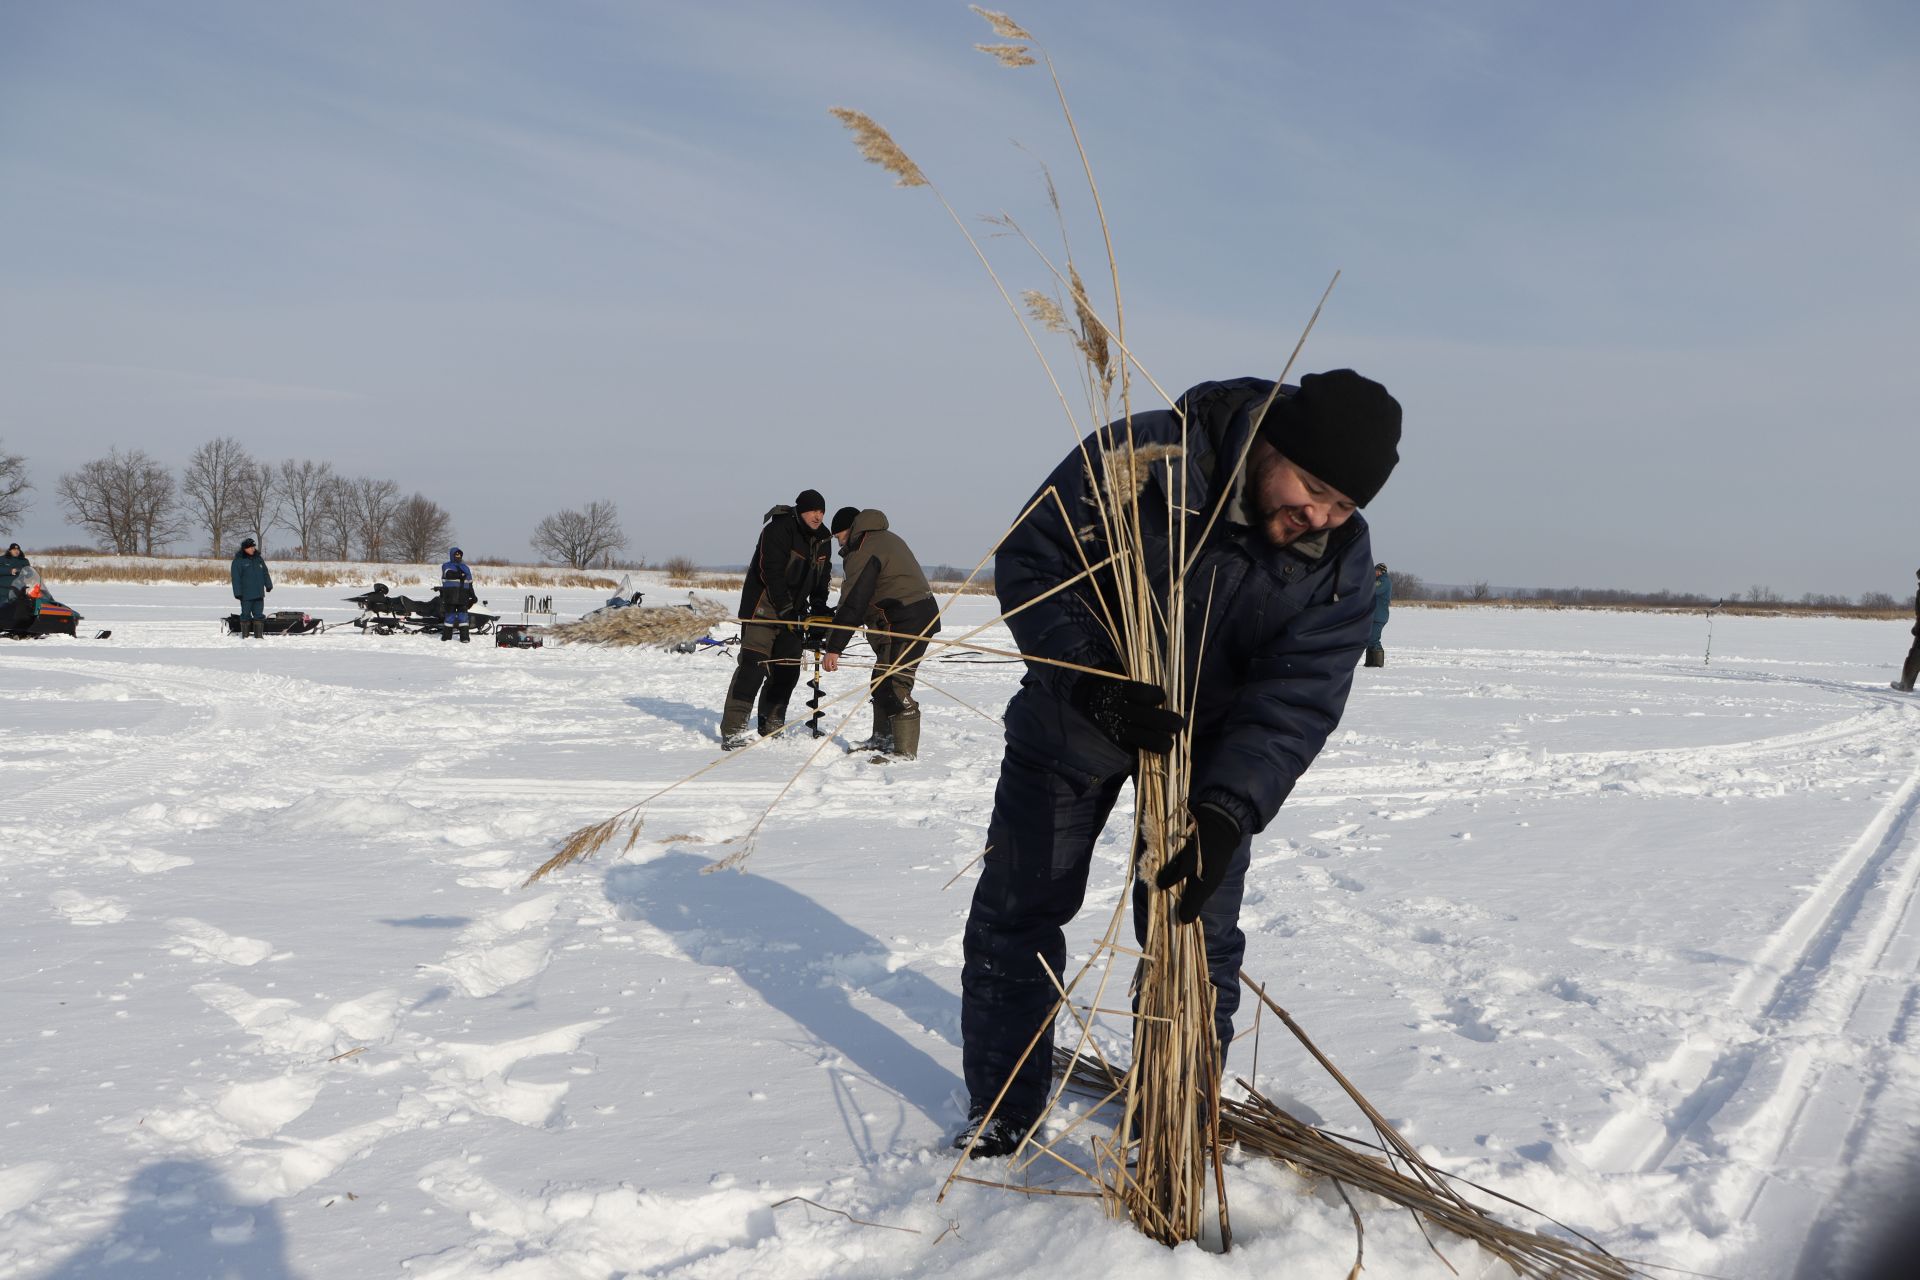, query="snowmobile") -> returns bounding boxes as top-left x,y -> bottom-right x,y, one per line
221,610 -> 321,636
1,567 -> 89,639
345,582 -> 497,636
